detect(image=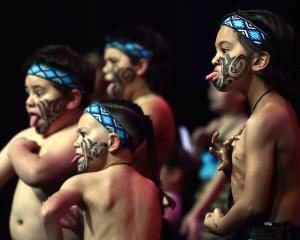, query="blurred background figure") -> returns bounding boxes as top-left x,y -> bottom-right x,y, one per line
181,83 -> 248,240
102,25 -> 176,181
160,143 -> 199,240
84,49 -> 109,100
